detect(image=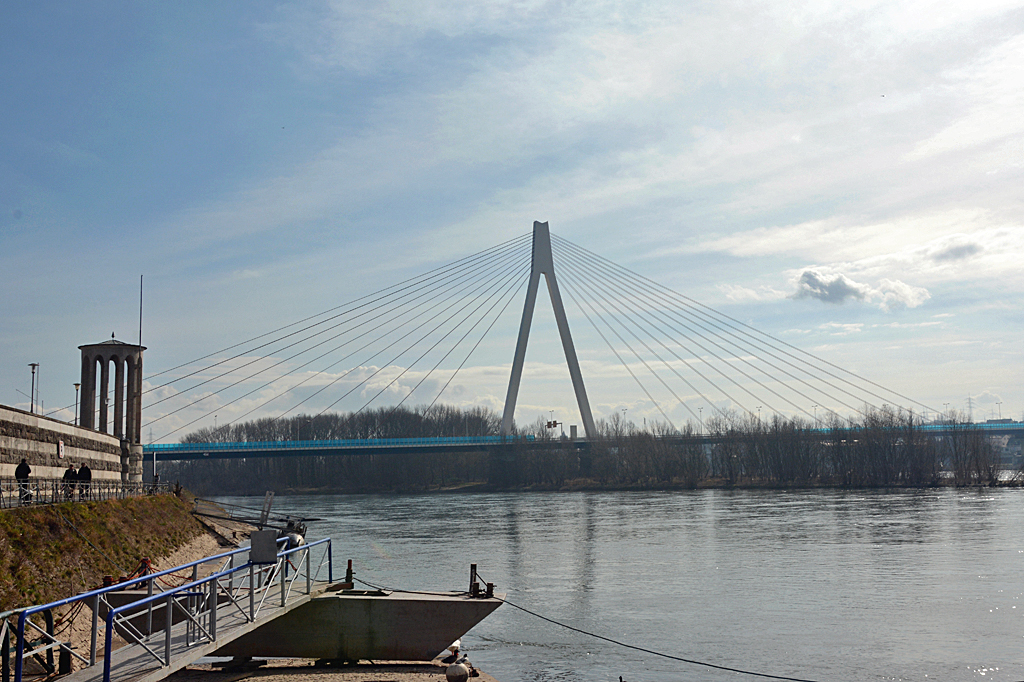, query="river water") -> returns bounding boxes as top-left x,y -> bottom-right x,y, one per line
213,489 -> 1024,682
